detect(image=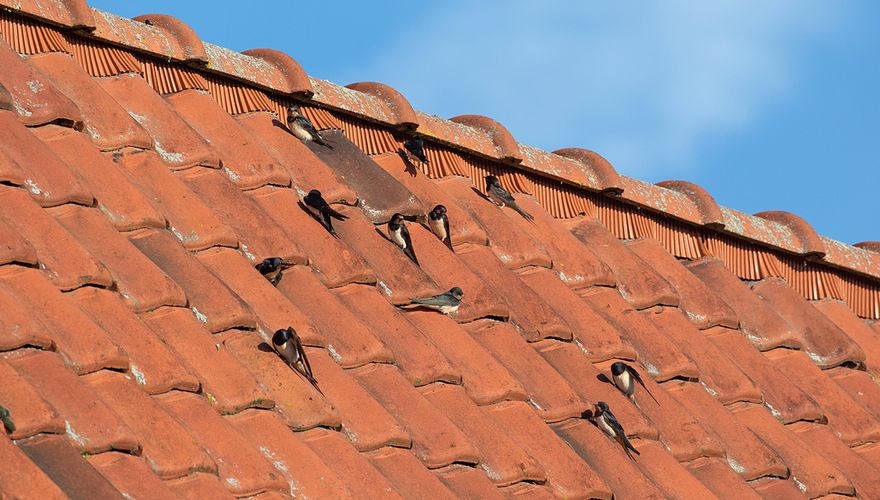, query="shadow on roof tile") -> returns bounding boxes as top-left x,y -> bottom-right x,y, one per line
87,452 -> 177,500
165,472 -> 235,500
16,434 -> 120,499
